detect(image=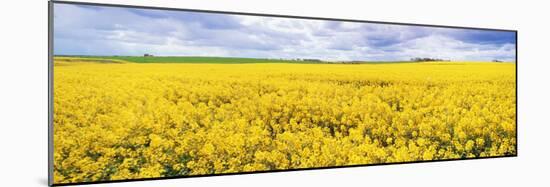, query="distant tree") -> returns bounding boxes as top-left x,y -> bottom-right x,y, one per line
411,57 -> 447,62
303,59 -> 322,62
